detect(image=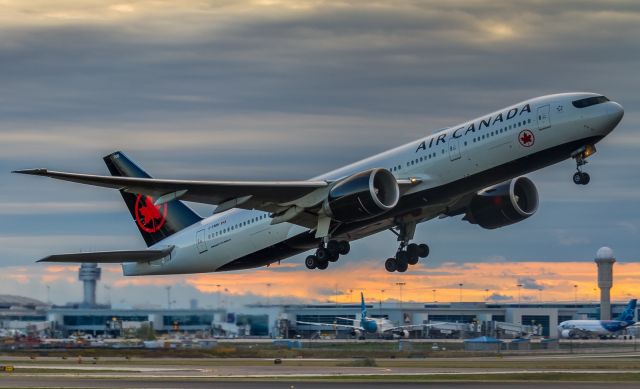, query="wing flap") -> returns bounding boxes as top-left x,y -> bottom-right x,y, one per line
37,246 -> 174,263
